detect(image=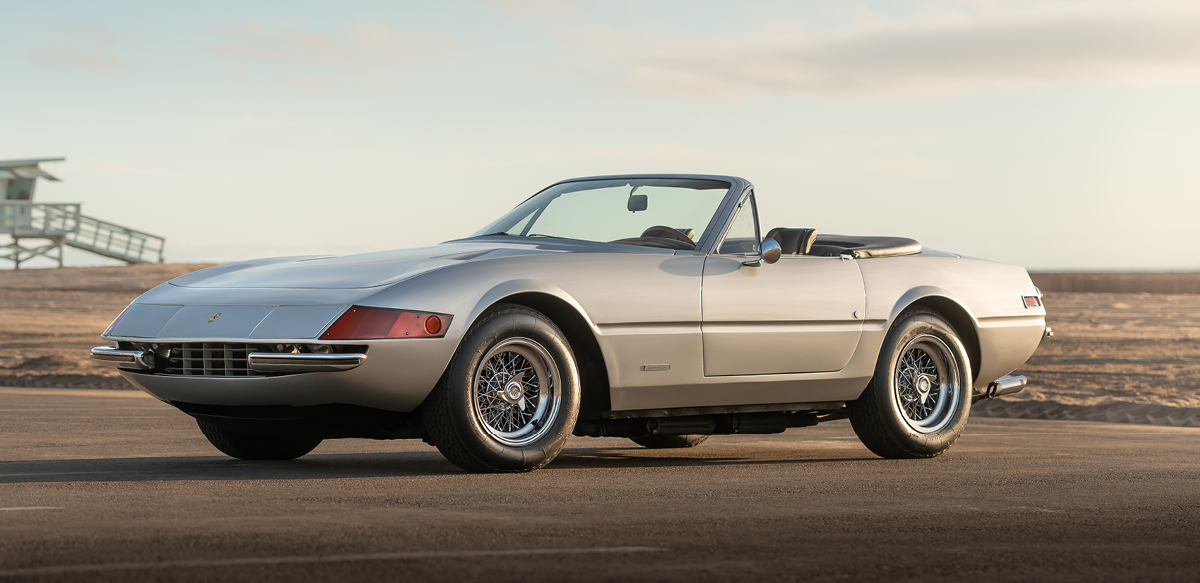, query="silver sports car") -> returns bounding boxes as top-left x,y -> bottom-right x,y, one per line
92,174 -> 1049,472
